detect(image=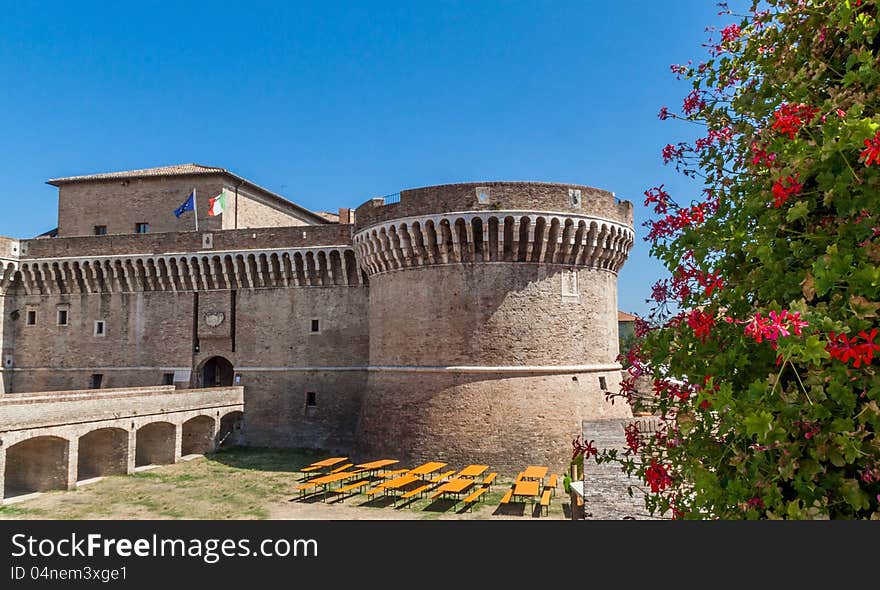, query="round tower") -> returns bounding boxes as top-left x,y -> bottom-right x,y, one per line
353,182 -> 634,472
